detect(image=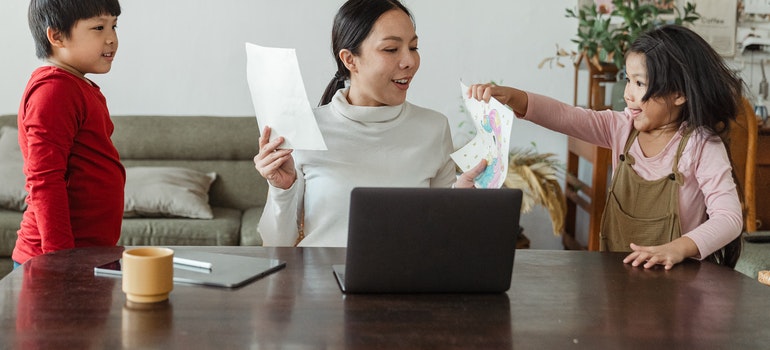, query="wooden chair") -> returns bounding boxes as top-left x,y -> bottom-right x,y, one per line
731,99 -> 770,277
564,52 -> 617,251
563,138 -> 611,251
715,97 -> 760,269
729,98 -> 759,233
